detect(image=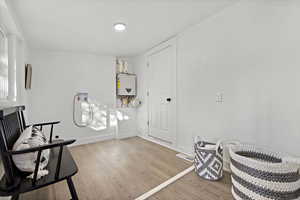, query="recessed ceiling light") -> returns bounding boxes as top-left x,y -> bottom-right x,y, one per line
114,23 -> 126,32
